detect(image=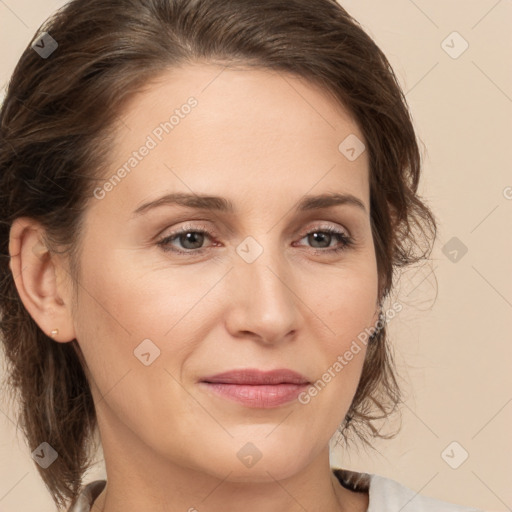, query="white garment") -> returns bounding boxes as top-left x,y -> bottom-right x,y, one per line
366,473 -> 483,512
68,469 -> 484,511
